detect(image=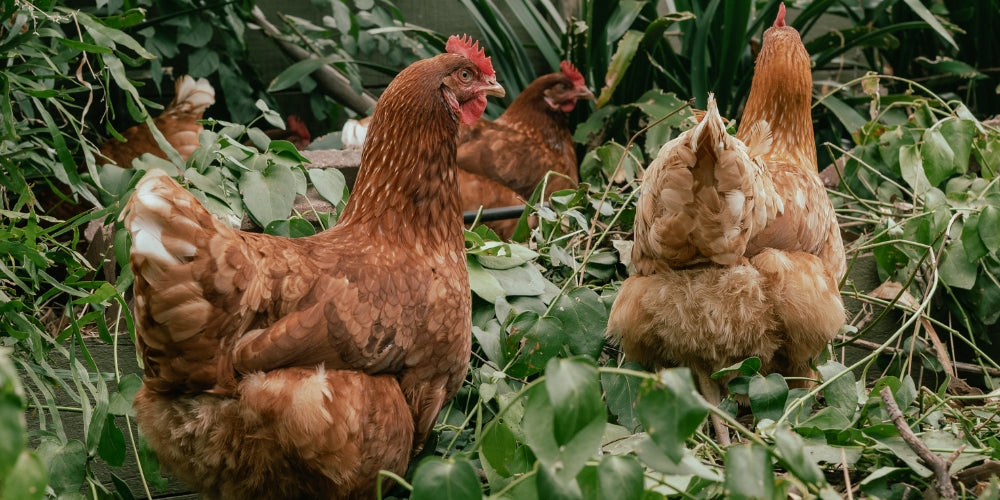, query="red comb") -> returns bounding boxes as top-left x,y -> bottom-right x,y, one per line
774,3 -> 786,27
560,60 -> 585,88
446,34 -> 495,77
